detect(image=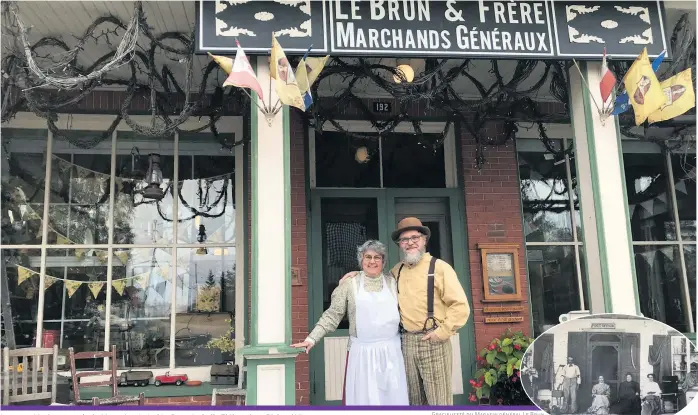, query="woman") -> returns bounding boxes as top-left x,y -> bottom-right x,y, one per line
641,374 -> 662,415
610,373 -> 641,414
291,240 -> 409,406
586,376 -> 611,414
